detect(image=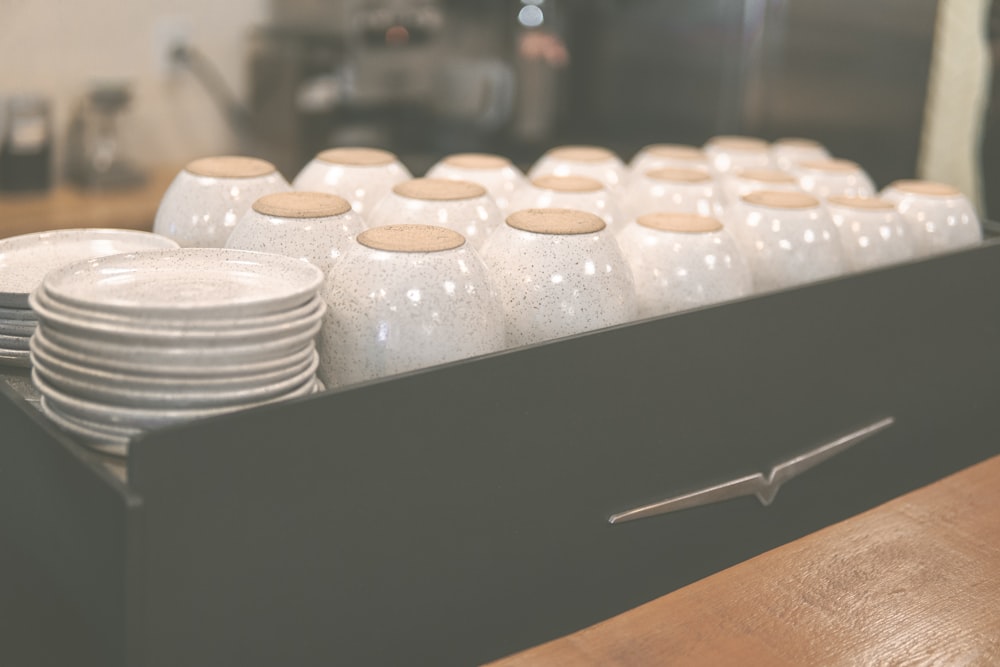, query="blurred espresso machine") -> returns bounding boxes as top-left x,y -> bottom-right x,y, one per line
249,0 -> 939,185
